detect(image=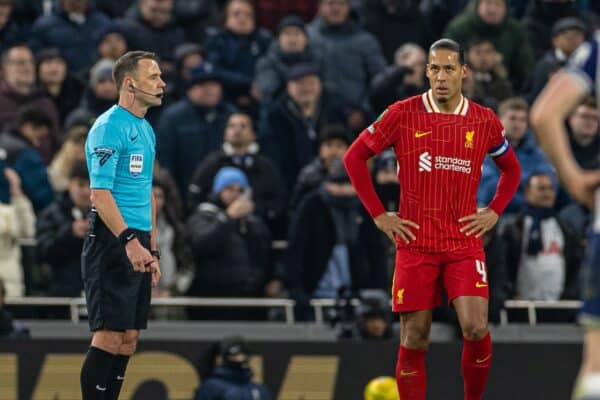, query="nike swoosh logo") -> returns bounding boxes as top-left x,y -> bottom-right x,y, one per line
476,354 -> 491,364
475,282 -> 488,288
415,131 -> 432,138
96,385 -> 107,391
400,370 -> 418,376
